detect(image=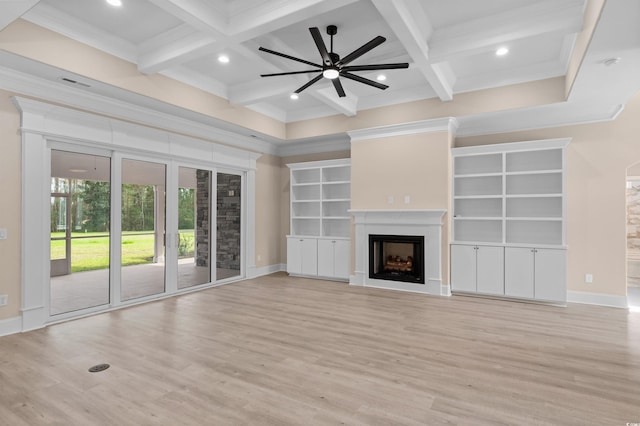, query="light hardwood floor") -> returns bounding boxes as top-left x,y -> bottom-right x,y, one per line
1,272 -> 640,425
